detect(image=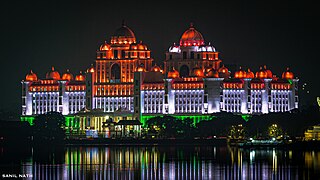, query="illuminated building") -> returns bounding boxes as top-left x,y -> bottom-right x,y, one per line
21,67 -> 86,117
134,24 -> 299,125
21,23 -> 299,132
